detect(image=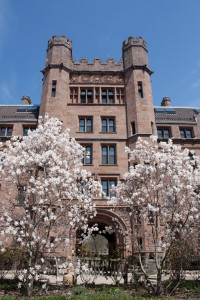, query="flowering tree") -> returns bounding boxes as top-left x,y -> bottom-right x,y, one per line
113,137 -> 200,295
0,116 -> 100,296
